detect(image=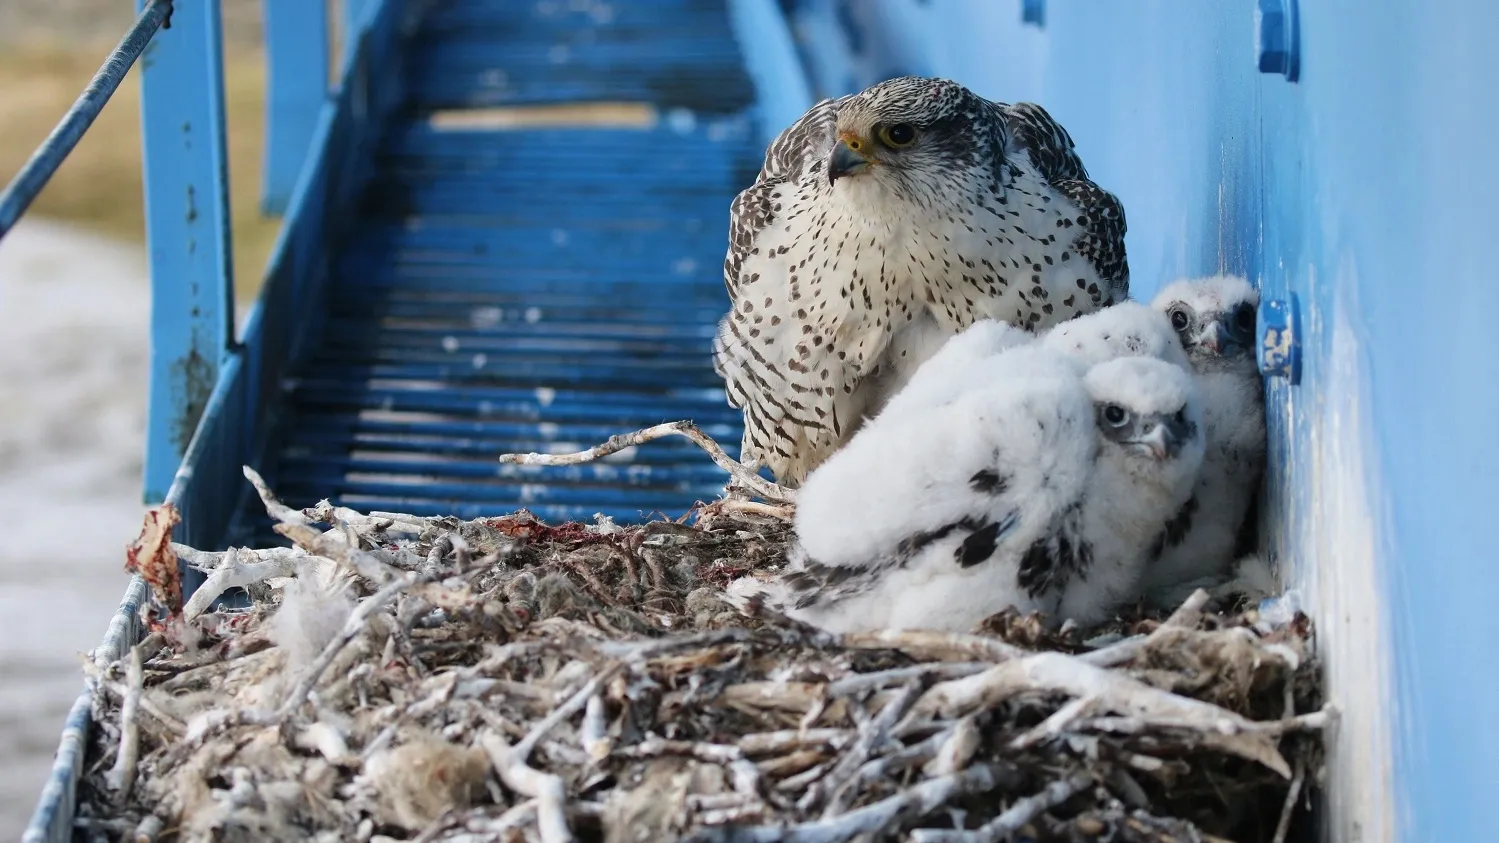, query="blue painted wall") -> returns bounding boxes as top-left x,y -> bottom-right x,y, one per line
772,1 -> 1499,840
